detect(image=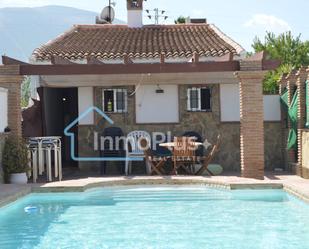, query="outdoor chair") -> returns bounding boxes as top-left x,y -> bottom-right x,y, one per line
125,130 -> 151,175
140,138 -> 169,175
99,127 -> 126,175
152,133 -> 172,157
182,131 -> 204,157
195,134 -> 221,176
172,137 -> 197,175
27,137 -> 62,183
